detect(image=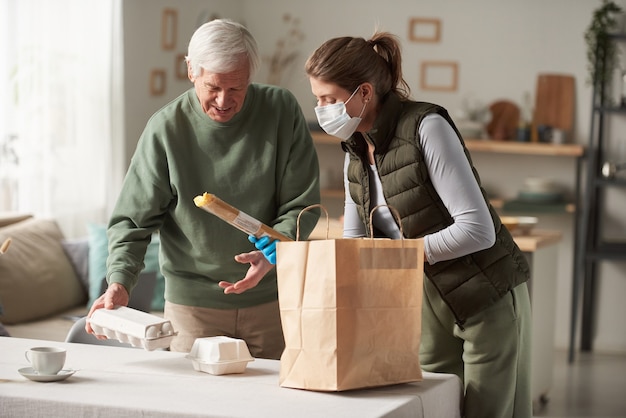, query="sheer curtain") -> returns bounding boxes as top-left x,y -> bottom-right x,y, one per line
0,0 -> 124,237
